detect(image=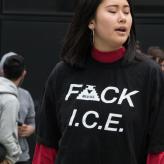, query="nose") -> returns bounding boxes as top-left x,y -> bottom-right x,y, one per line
118,12 -> 126,23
